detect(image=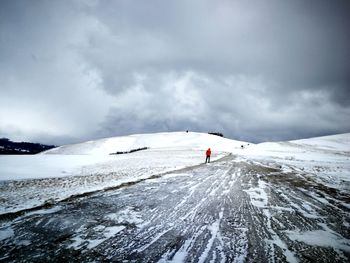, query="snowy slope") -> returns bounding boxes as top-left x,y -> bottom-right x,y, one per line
242,133 -> 349,160
43,132 -> 248,155
241,133 -> 350,190
291,133 -> 350,152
